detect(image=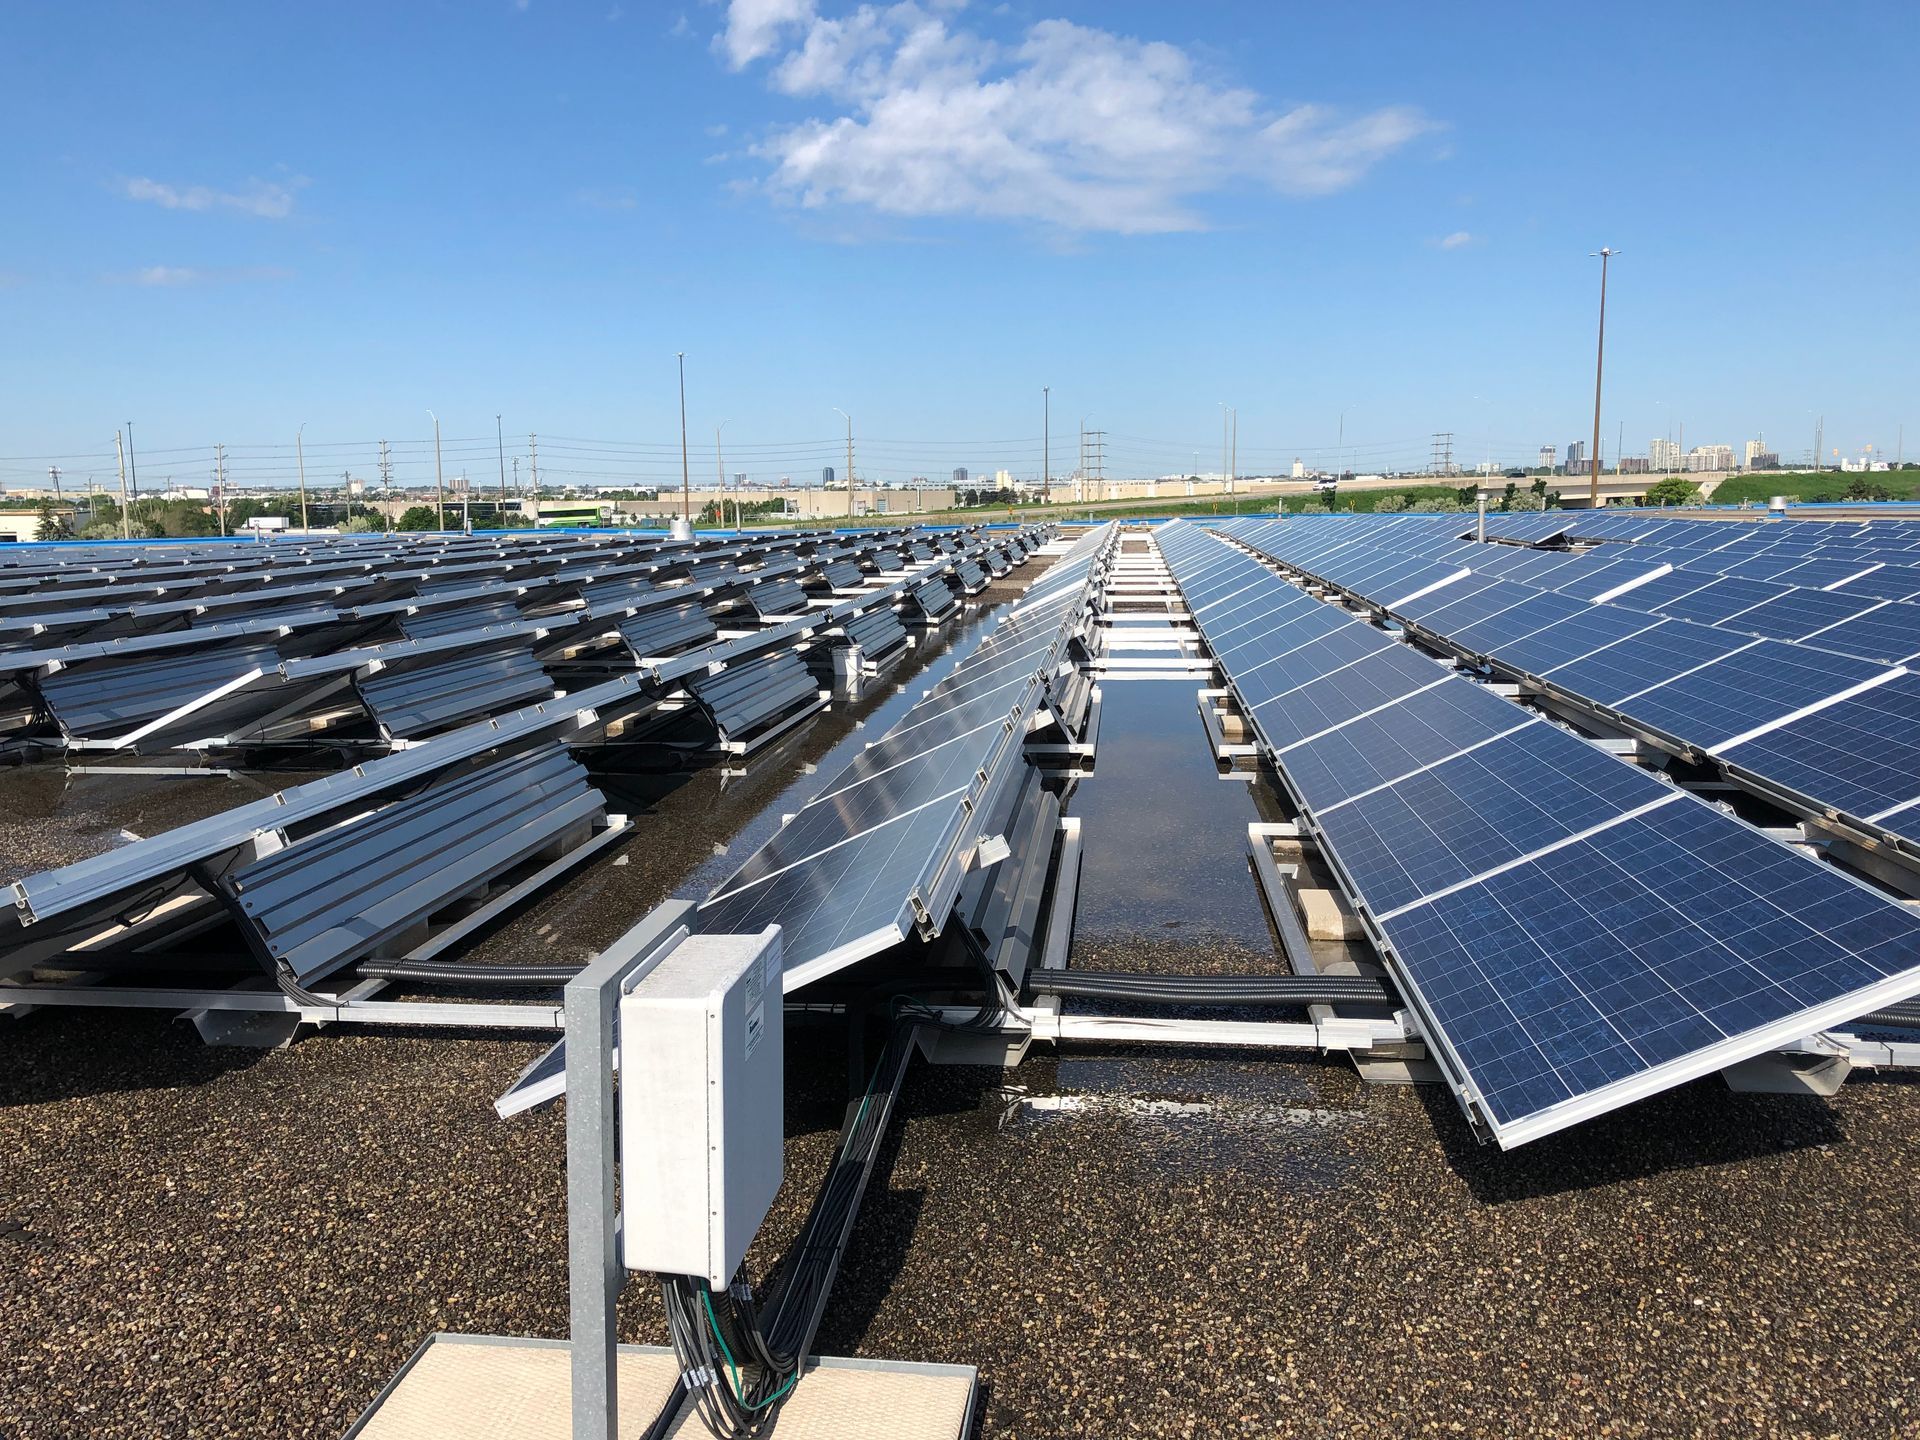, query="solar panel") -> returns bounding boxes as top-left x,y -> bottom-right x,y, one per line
1379,799 -> 1920,1145
1531,620 -> 1757,706
1618,640 -> 1892,751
